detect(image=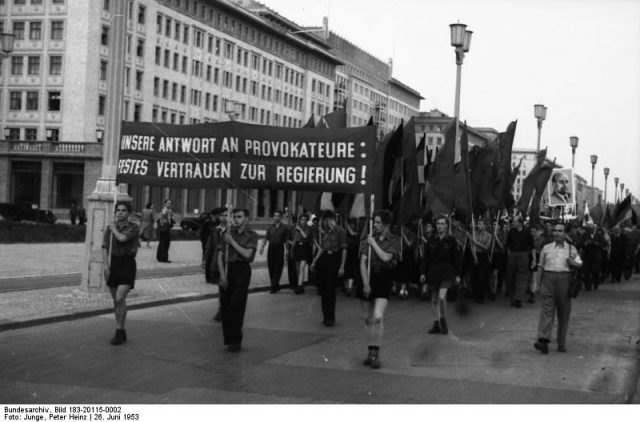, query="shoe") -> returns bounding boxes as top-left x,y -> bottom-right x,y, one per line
213,310 -> 221,322
428,321 -> 441,334
323,320 -> 335,327
344,288 -> 352,297
439,318 -> 448,335
369,356 -> 381,369
534,341 -> 549,354
295,286 -> 305,295
557,345 -> 567,353
110,329 -> 127,346
226,343 -> 241,353
514,300 -> 523,308
489,292 -> 496,301
363,353 -> 373,366
269,287 -> 280,294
